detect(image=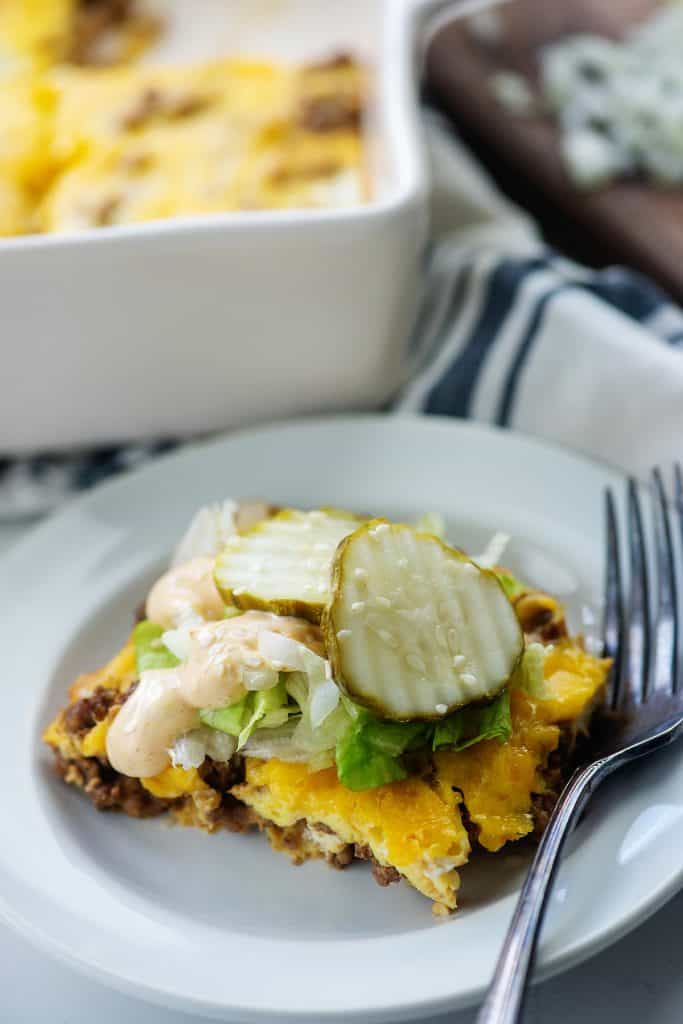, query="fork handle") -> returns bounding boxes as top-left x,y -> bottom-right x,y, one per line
476,758 -> 610,1024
